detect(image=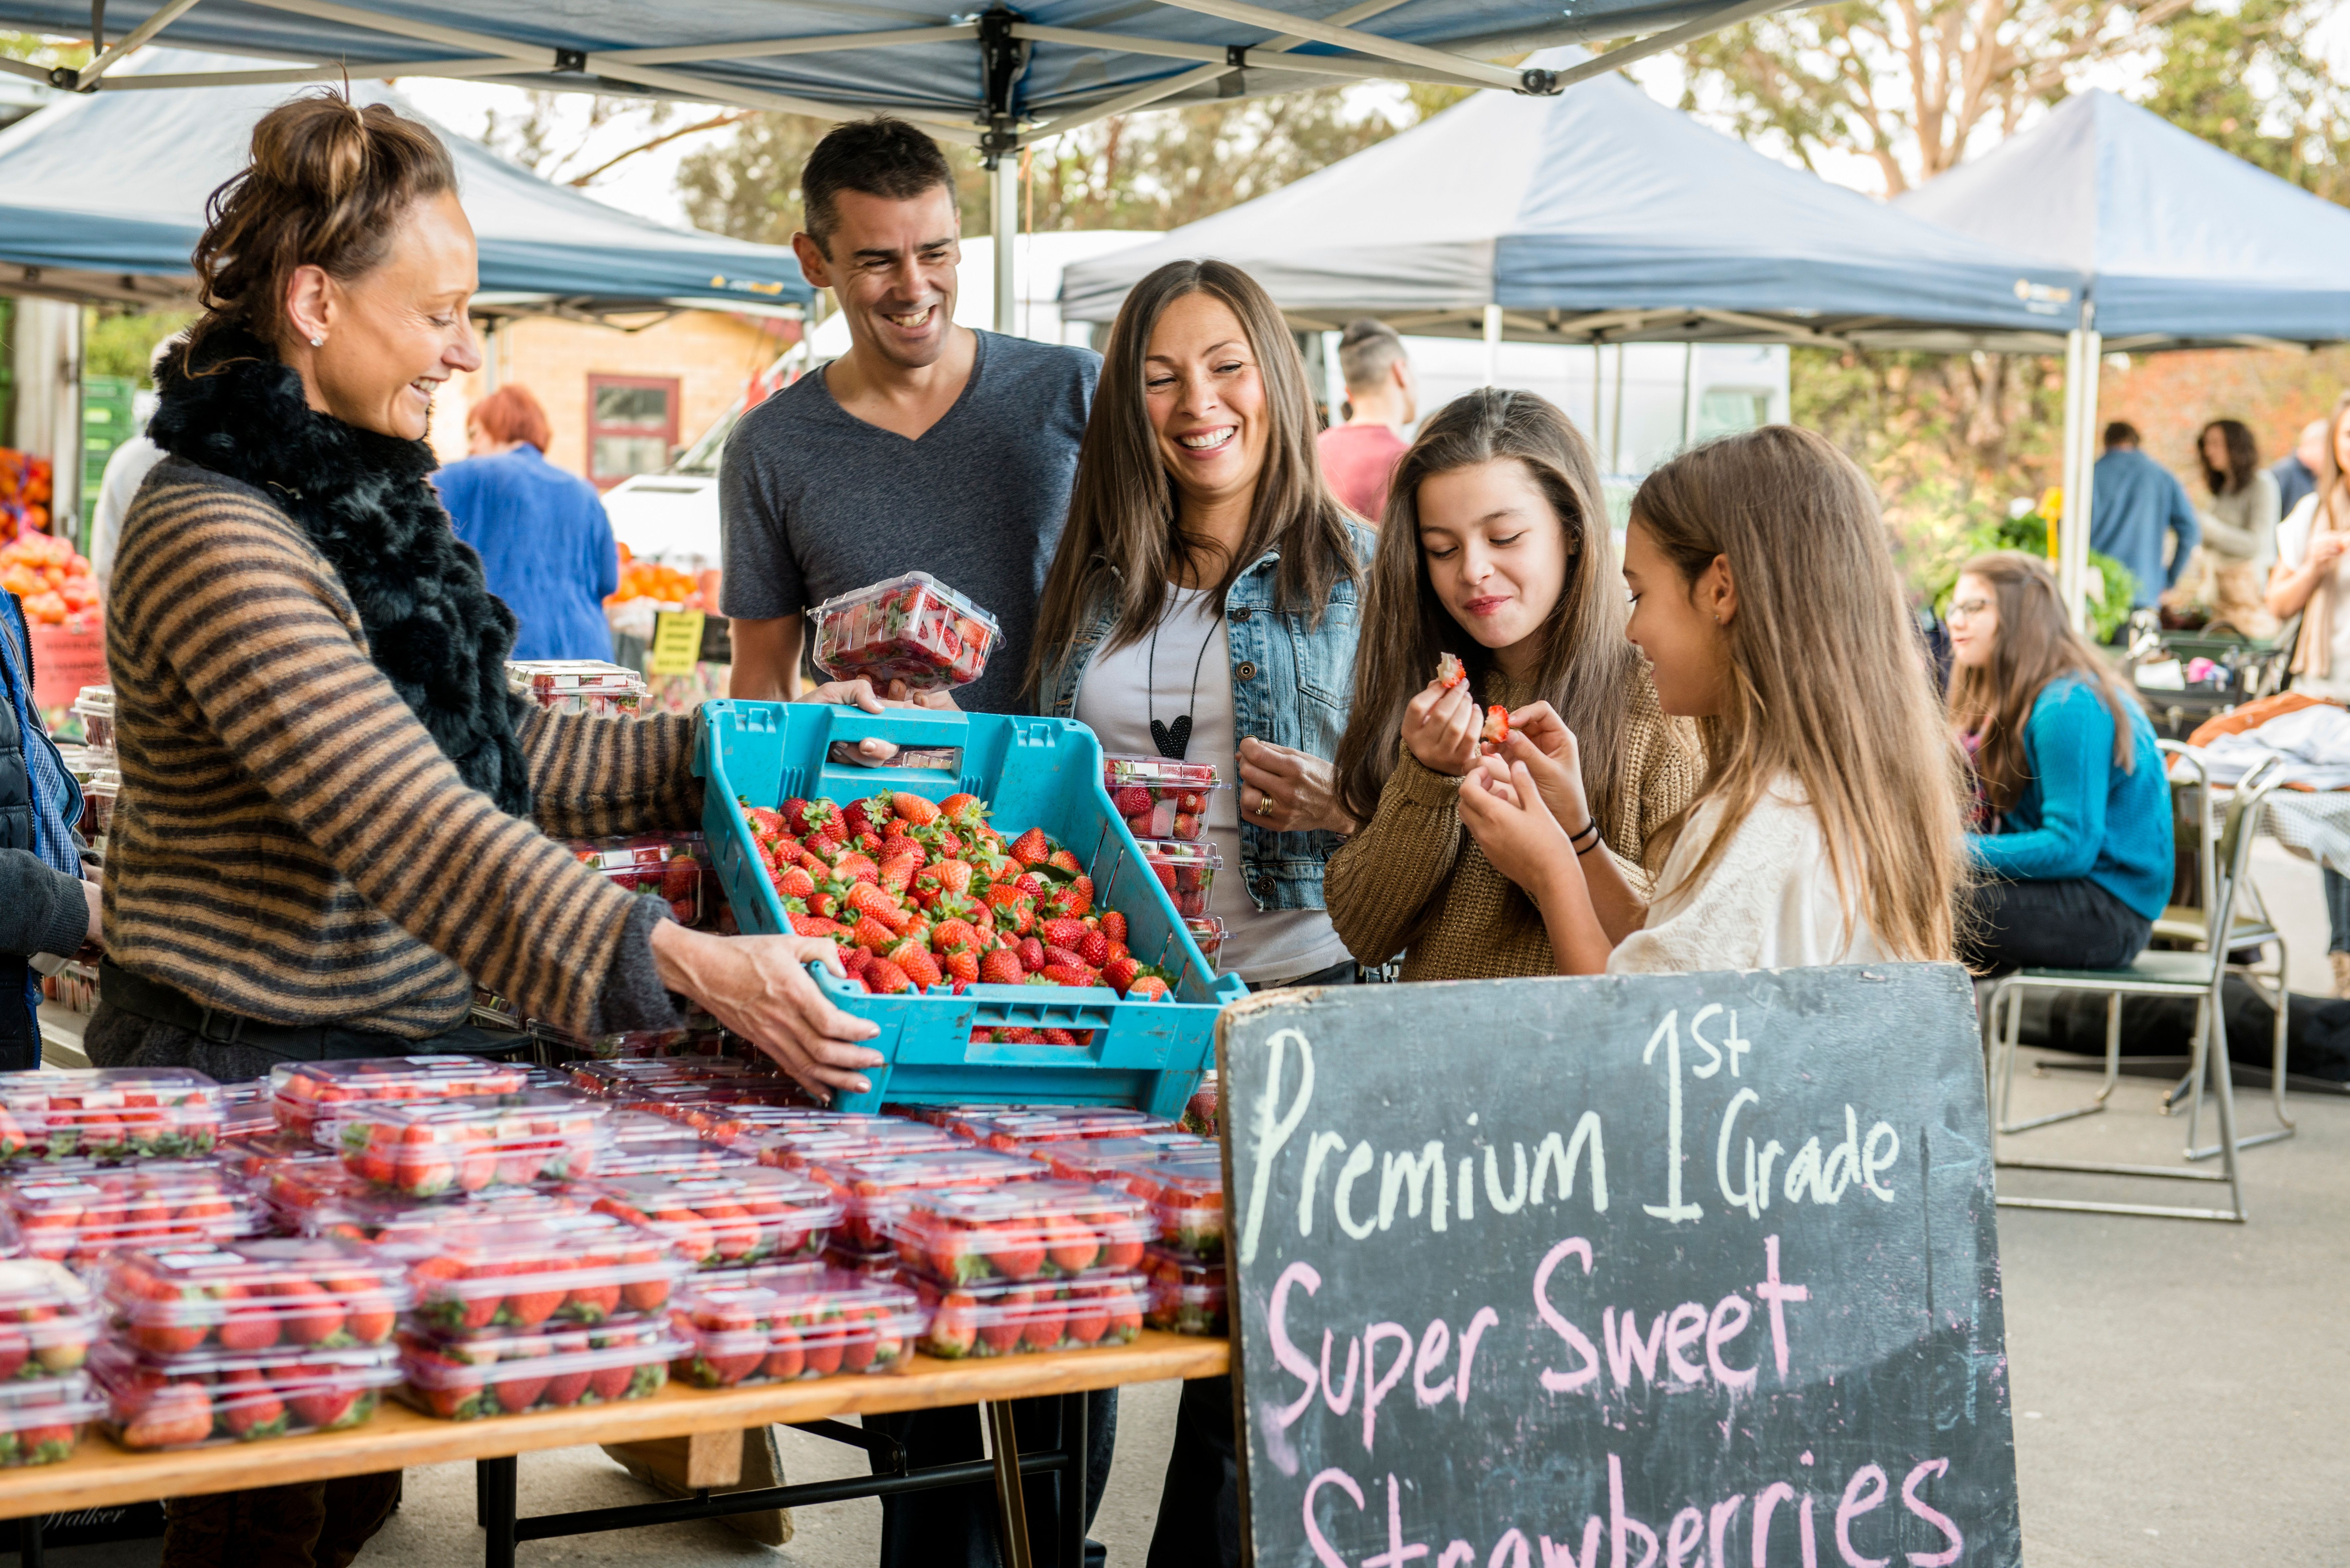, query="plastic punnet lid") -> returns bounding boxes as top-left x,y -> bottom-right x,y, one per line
91,1338 -> 400,1447
910,1270 -> 1147,1359
0,1260 -> 99,1377
1101,755 -> 1223,790
886,1180 -> 1153,1287
1131,839 -> 1223,868
1025,1135 -> 1210,1183
949,1108 -> 1178,1150
0,1373 -> 103,1459
505,659 -> 645,694
71,685 -> 113,716
0,1069 -> 225,1162
332,1091 -> 613,1197
294,1186 -> 581,1252
587,1168 -> 842,1269
217,1082 -> 275,1141
570,1060 -> 762,1096
804,1148 -> 1046,1250
7,1161 -> 260,1264
671,1266 -> 926,1386
1143,1245 -> 1228,1334
405,1211 -> 686,1335
101,1238 -> 410,1352
271,1056 -> 536,1138
396,1322 -> 680,1419
744,1119 -> 964,1169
